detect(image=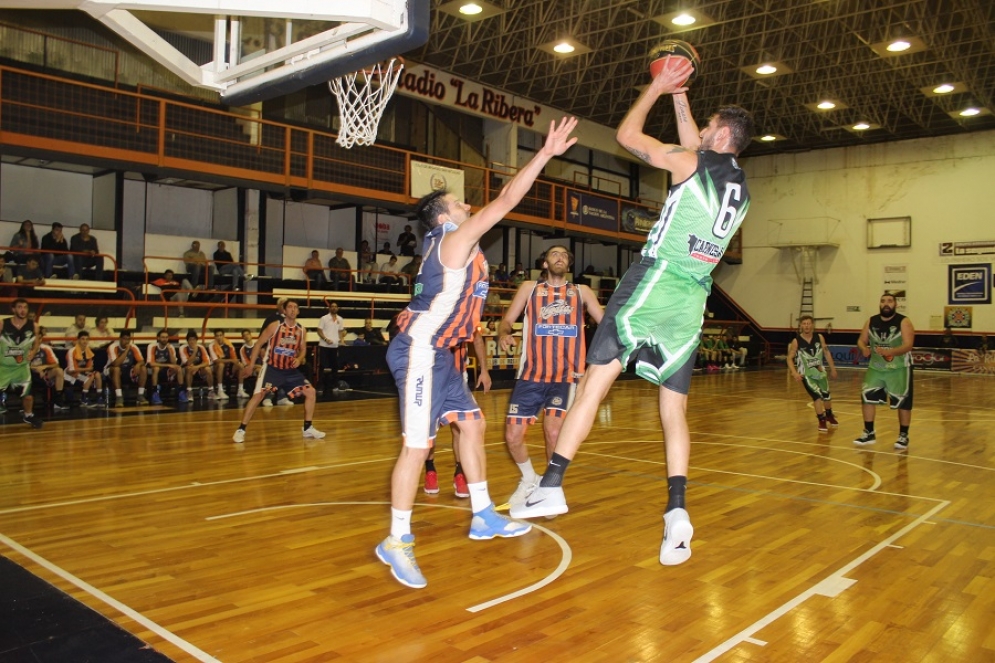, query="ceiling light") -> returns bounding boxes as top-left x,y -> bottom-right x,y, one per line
946,106 -> 990,120
932,84 -> 955,94
869,35 -> 926,57
852,122 -> 871,130
805,99 -> 849,113
920,81 -> 968,98
753,133 -> 785,144
651,9 -> 716,31
843,121 -> 880,134
741,60 -> 793,79
756,64 -> 777,75
960,107 -> 981,117
538,38 -> 591,58
817,101 -> 836,110
438,0 -> 504,22
761,135 -> 777,141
